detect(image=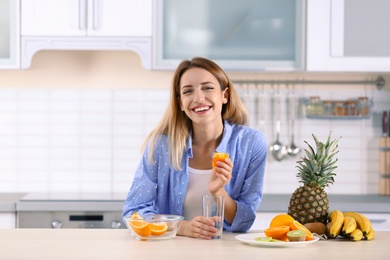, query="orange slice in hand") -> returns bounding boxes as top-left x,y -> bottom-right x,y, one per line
264,226 -> 290,241
290,220 -> 314,241
150,223 -> 168,236
212,152 -> 229,168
